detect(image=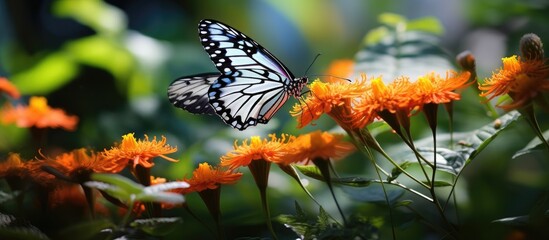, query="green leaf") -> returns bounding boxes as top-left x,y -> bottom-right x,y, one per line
459,111 -> 521,165
0,213 -> 50,240
52,0 -> 127,35
401,111 -> 521,175
294,165 -> 322,178
394,200 -> 413,207
91,173 -> 144,194
378,13 -> 407,26
513,129 -> 549,159
317,206 -> 330,228
56,219 -> 114,240
130,217 -> 182,237
387,161 -> 411,182
416,147 -> 466,175
86,174 -> 144,201
143,181 -> 189,194
422,180 -> 453,187
277,202 -> 311,237
341,184 -> 404,204
293,165 -> 372,187
64,36 -> 134,80
11,52 -> 78,95
137,191 -> 185,204
0,191 -> 20,205
84,181 -> 130,201
407,17 -> 444,35
355,16 -> 453,81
